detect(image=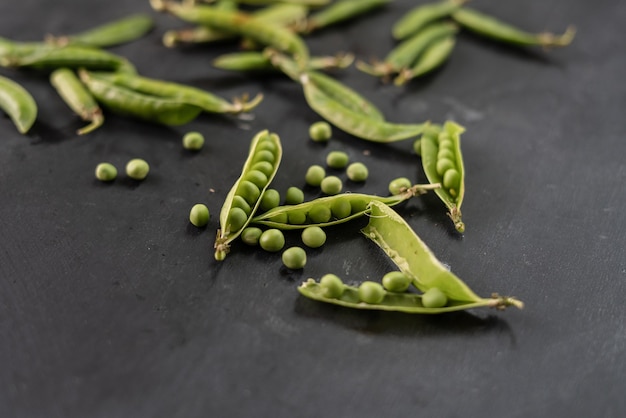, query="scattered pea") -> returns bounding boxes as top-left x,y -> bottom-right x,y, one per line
326,150 -> 349,169
301,226 -> 326,248
189,203 -> 210,227
388,177 -> 411,195
285,186 -> 305,205
182,131 -> 204,150
260,188 -> 280,211
241,227 -> 263,246
320,273 -> 345,298
346,162 -> 369,182
125,158 -> 149,180
305,164 -> 326,187
358,281 -> 385,304
309,121 -> 332,142
382,271 -> 411,292
320,176 -> 343,195
282,246 -> 307,269
95,162 -> 117,181
422,287 -> 448,308
259,228 -> 285,252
